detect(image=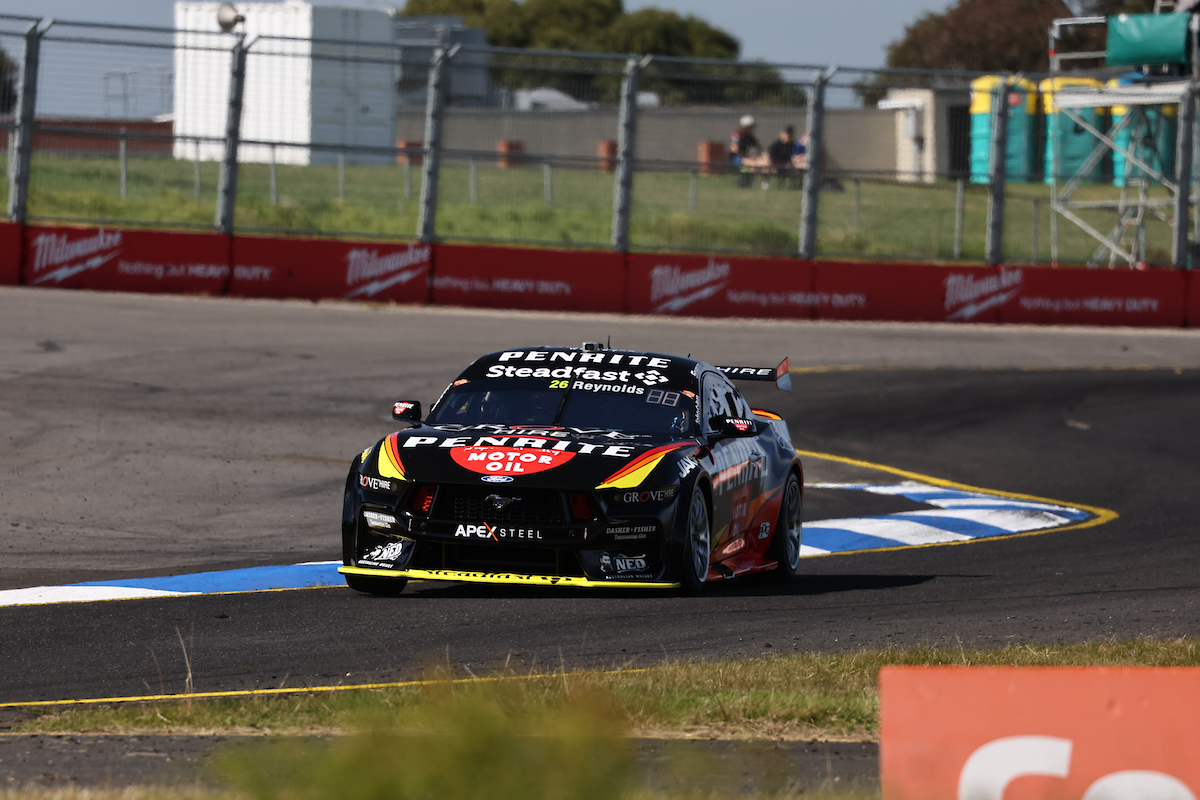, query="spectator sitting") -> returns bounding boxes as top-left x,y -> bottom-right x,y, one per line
763,126 -> 803,189
730,114 -> 762,188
